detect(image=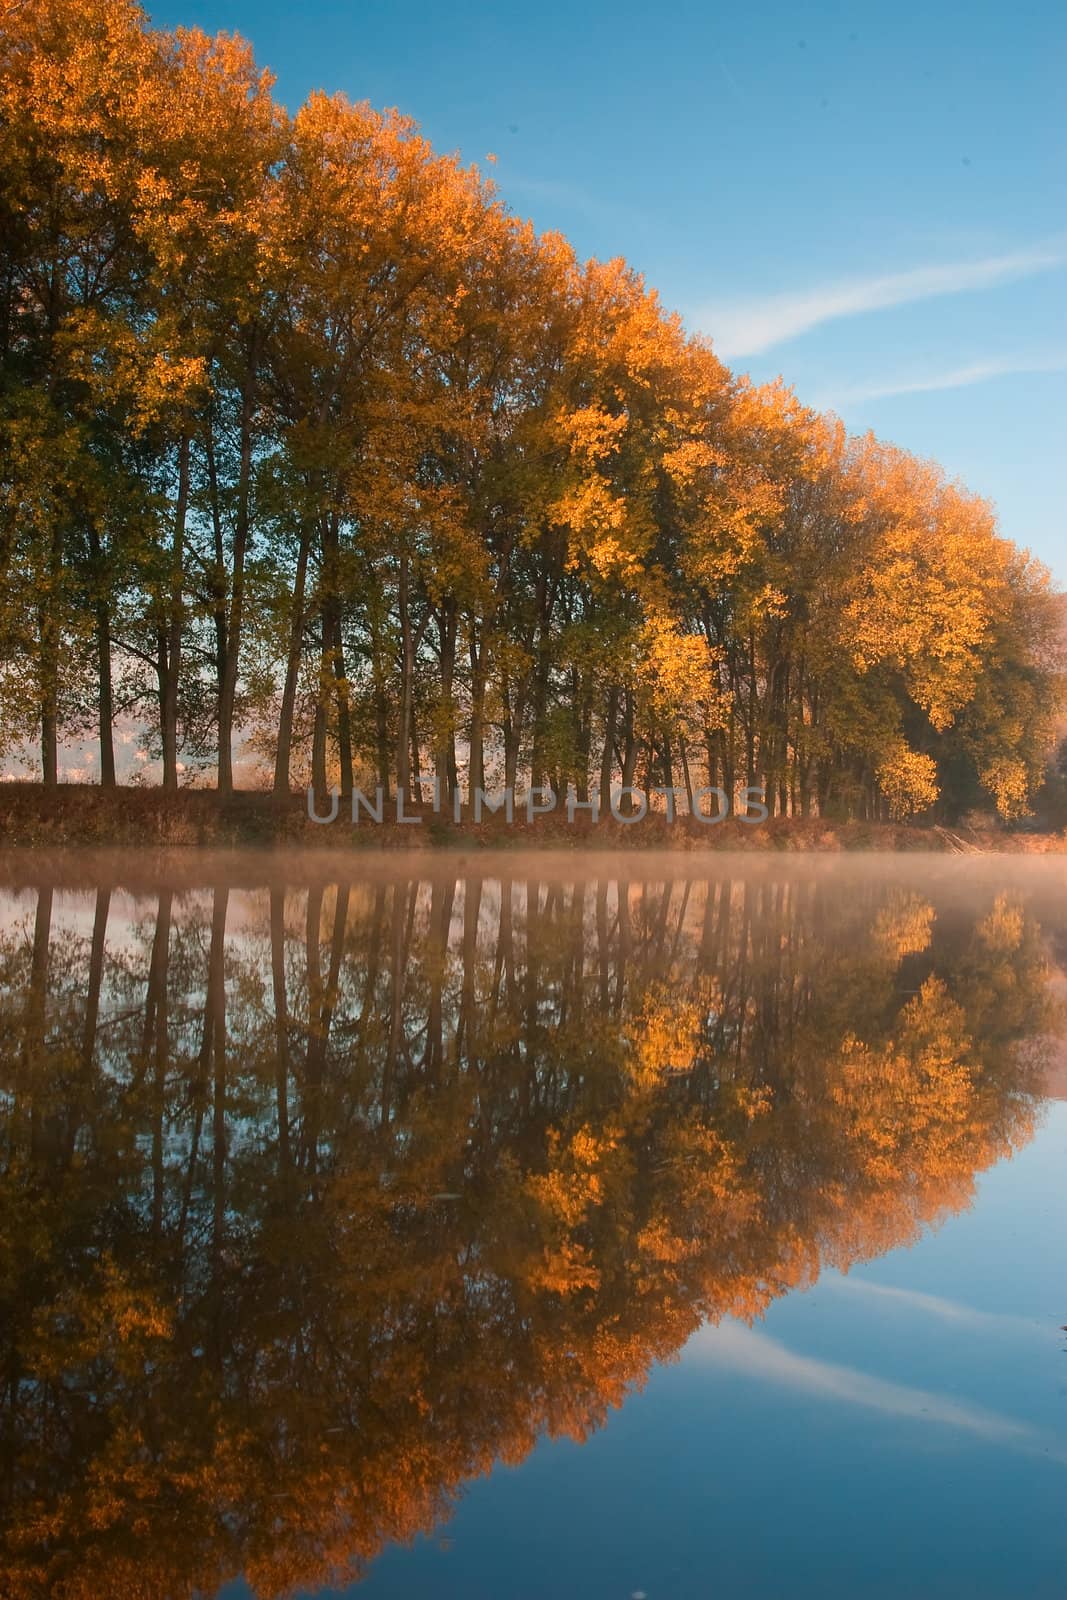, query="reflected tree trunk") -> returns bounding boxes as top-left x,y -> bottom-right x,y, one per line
270,886 -> 291,1172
